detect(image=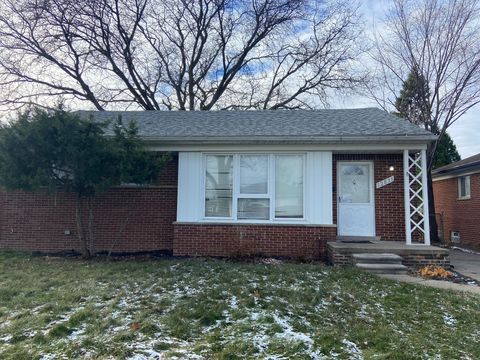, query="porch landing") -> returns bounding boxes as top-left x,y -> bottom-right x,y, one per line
327,241 -> 449,268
